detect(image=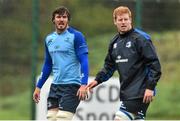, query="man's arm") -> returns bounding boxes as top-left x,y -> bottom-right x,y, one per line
141,39 -> 161,90
139,38 -> 161,103
86,40 -> 117,93
36,43 -> 52,89
86,53 -> 116,93
76,53 -> 89,100
74,31 -> 89,100
33,43 -> 52,103
95,40 -> 116,85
